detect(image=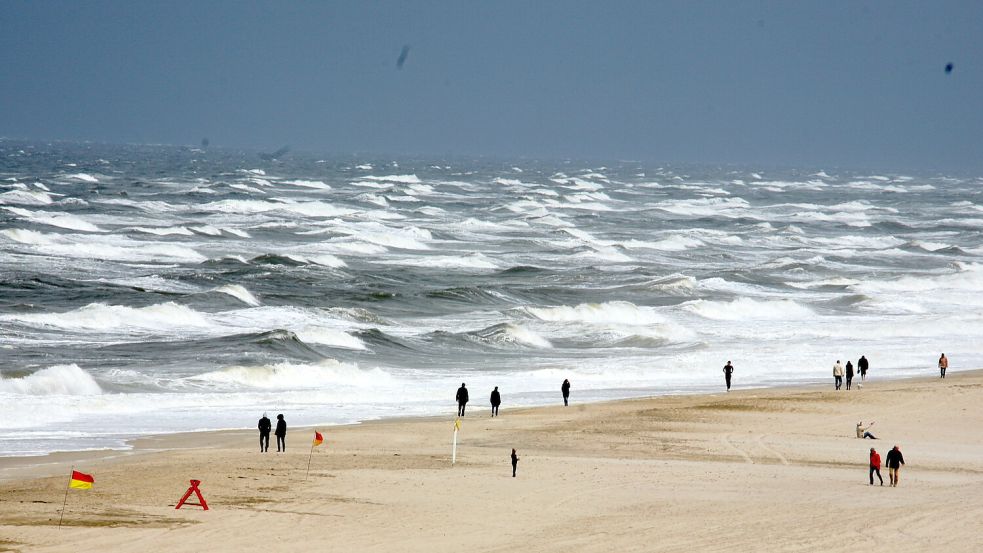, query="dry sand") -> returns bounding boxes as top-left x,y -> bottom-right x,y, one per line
2,371 -> 982,552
